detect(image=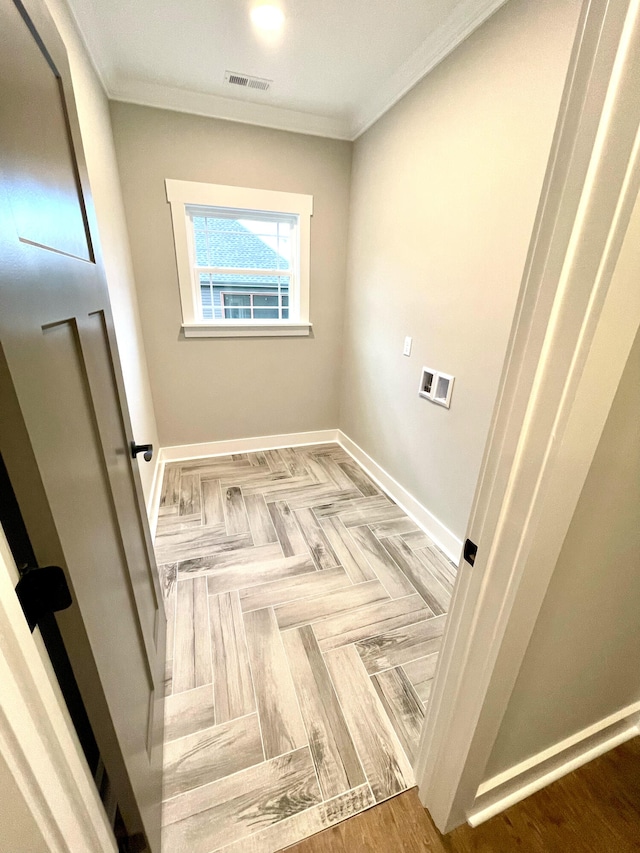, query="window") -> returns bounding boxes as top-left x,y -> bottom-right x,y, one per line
165,180 -> 313,337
